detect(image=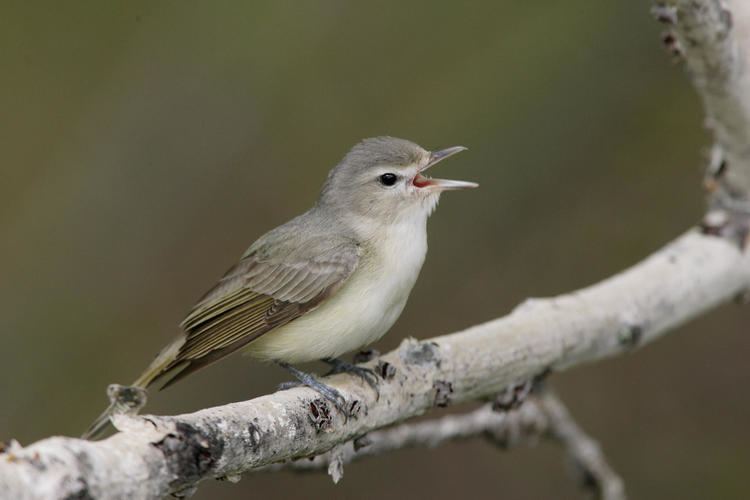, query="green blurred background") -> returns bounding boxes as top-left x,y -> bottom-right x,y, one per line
2,1 -> 748,498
